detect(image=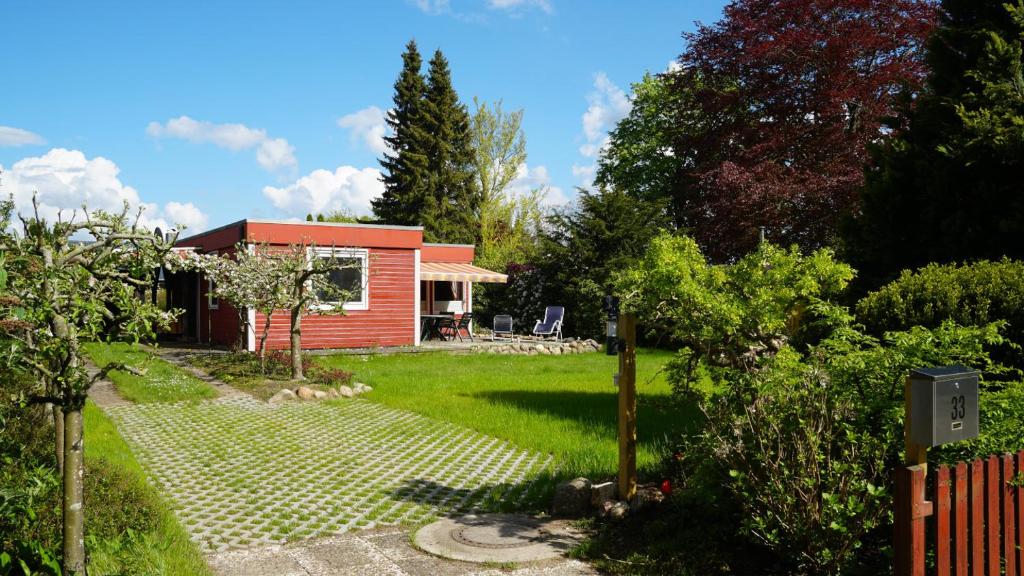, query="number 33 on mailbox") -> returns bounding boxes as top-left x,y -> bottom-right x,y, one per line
909,365 -> 980,448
